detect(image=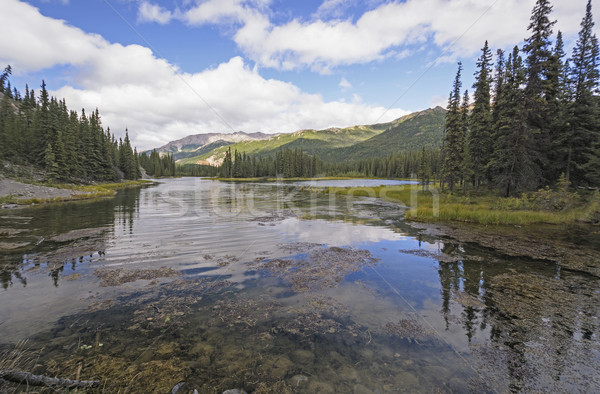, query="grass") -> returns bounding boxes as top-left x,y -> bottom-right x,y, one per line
320,184 -> 600,226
